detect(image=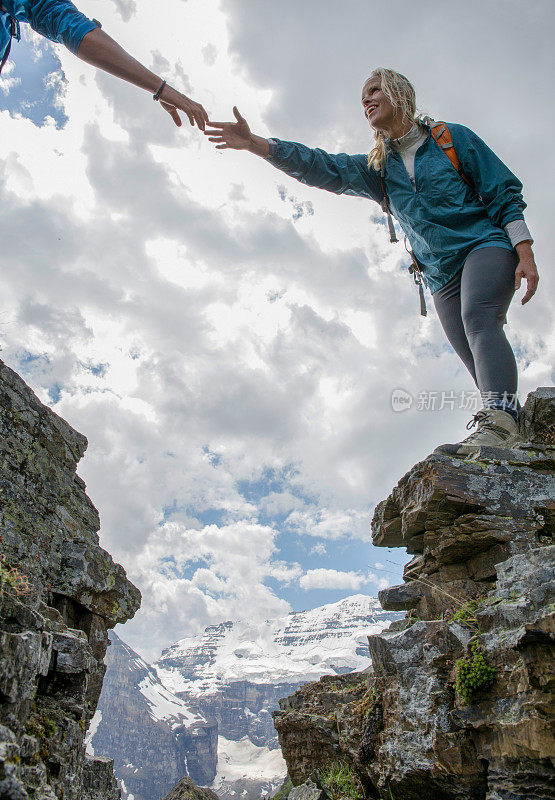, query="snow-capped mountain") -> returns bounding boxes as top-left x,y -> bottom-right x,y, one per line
86,633 -> 218,800
90,596 -> 400,800
154,594 -> 400,799
155,594 -> 398,692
